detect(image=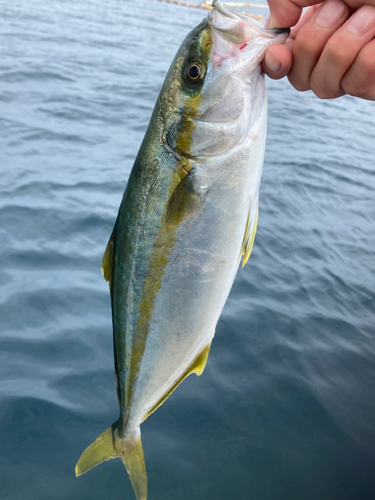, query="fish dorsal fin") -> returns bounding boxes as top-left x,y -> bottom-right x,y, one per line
141,342 -> 211,423
241,198 -> 259,267
165,168 -> 208,227
101,231 -> 115,287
